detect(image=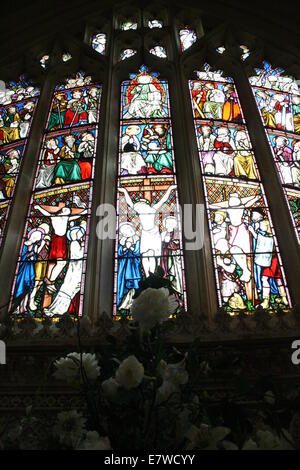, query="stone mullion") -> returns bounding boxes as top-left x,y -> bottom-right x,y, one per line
81,25 -> 115,323
168,14 -> 218,318
230,60 -> 300,305
0,76 -> 55,320
88,19 -> 122,319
